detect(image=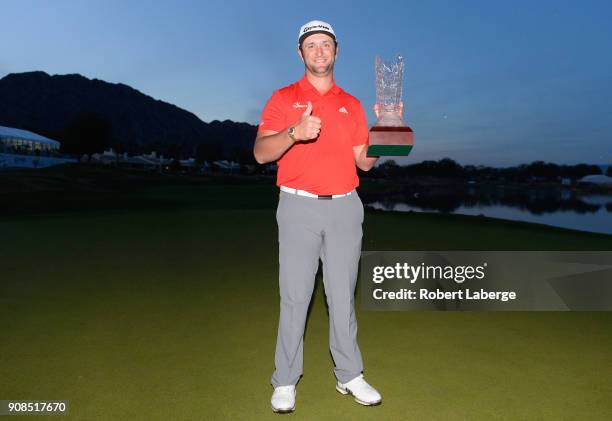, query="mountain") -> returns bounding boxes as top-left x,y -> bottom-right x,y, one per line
0,71 -> 257,161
